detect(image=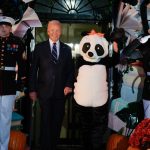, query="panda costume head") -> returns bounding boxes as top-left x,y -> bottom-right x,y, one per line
79,30 -> 109,63
74,30 -> 109,107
